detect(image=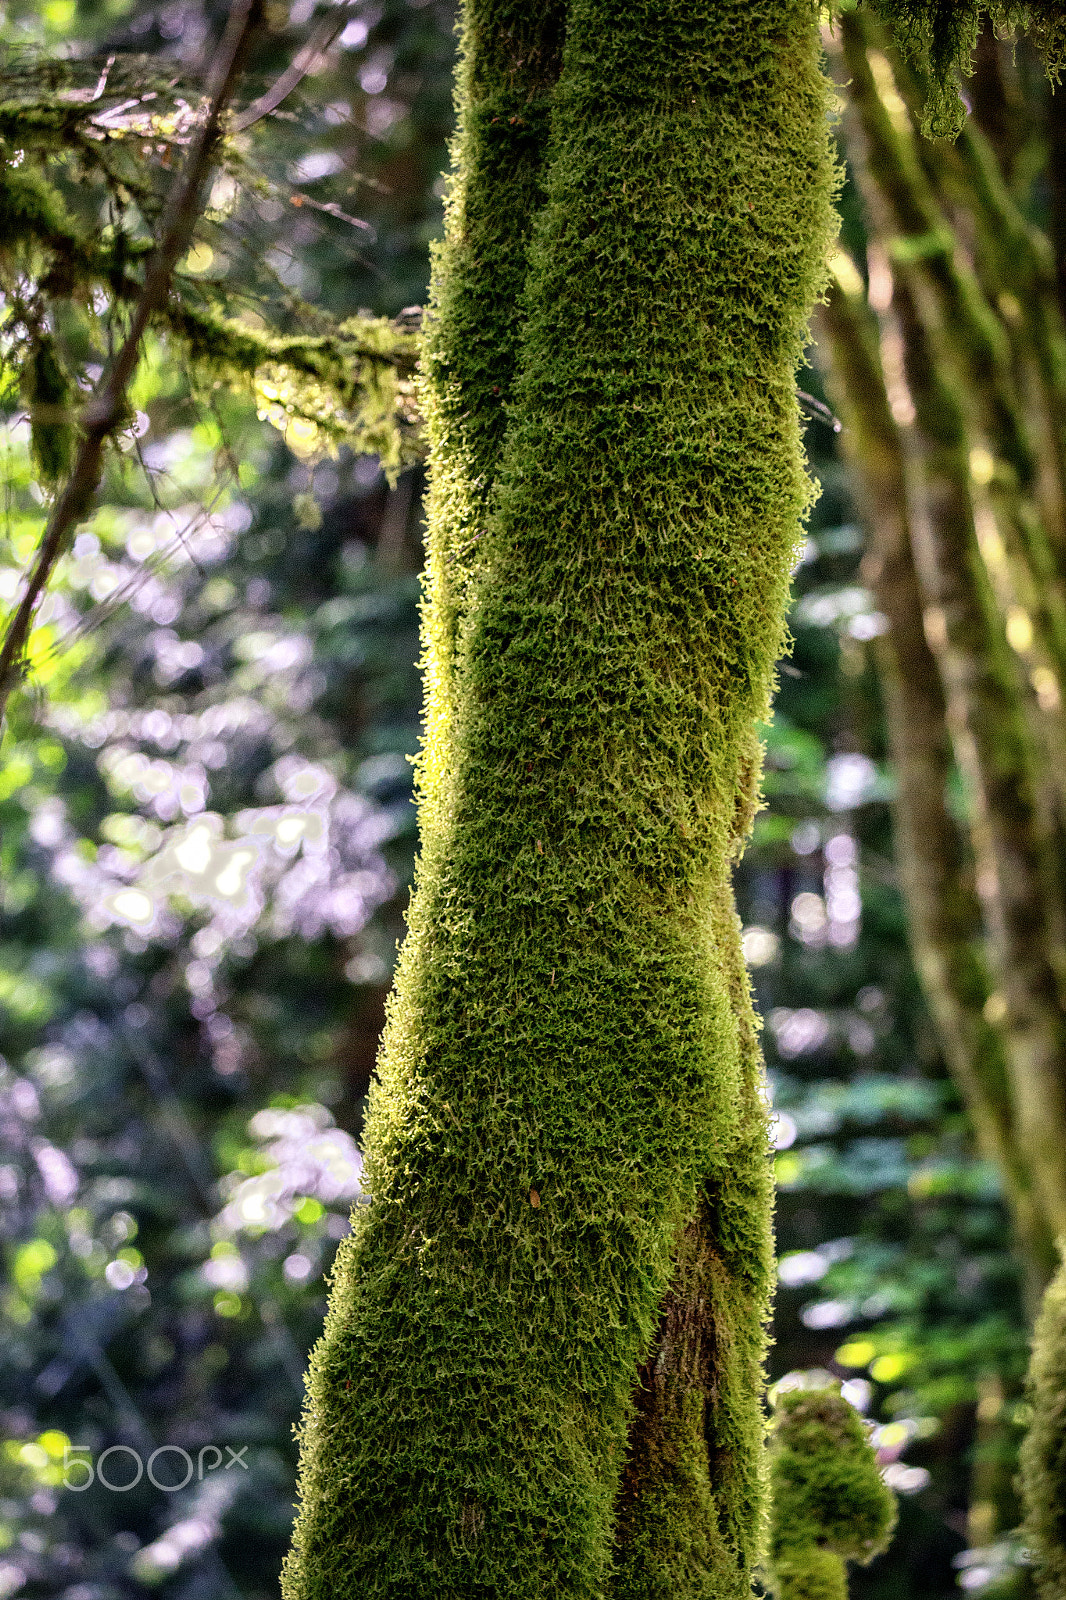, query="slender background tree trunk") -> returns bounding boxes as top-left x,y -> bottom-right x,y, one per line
817,275 -> 1056,1314
821,3 -> 1066,1284
818,9 -> 1066,1564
